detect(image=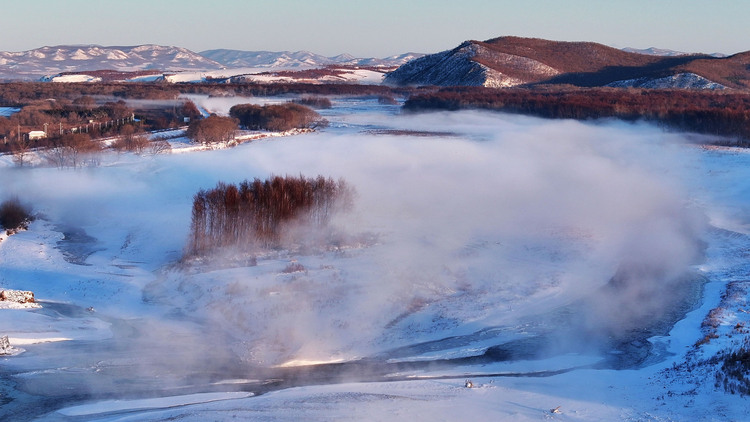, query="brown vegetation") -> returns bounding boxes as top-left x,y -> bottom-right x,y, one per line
292,96 -> 333,109
389,36 -> 750,89
187,175 -> 354,256
111,125 -> 150,154
0,197 -> 33,231
186,115 -> 238,145
403,87 -> 750,141
229,103 -> 323,131
44,132 -> 102,168
712,337 -> 750,395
